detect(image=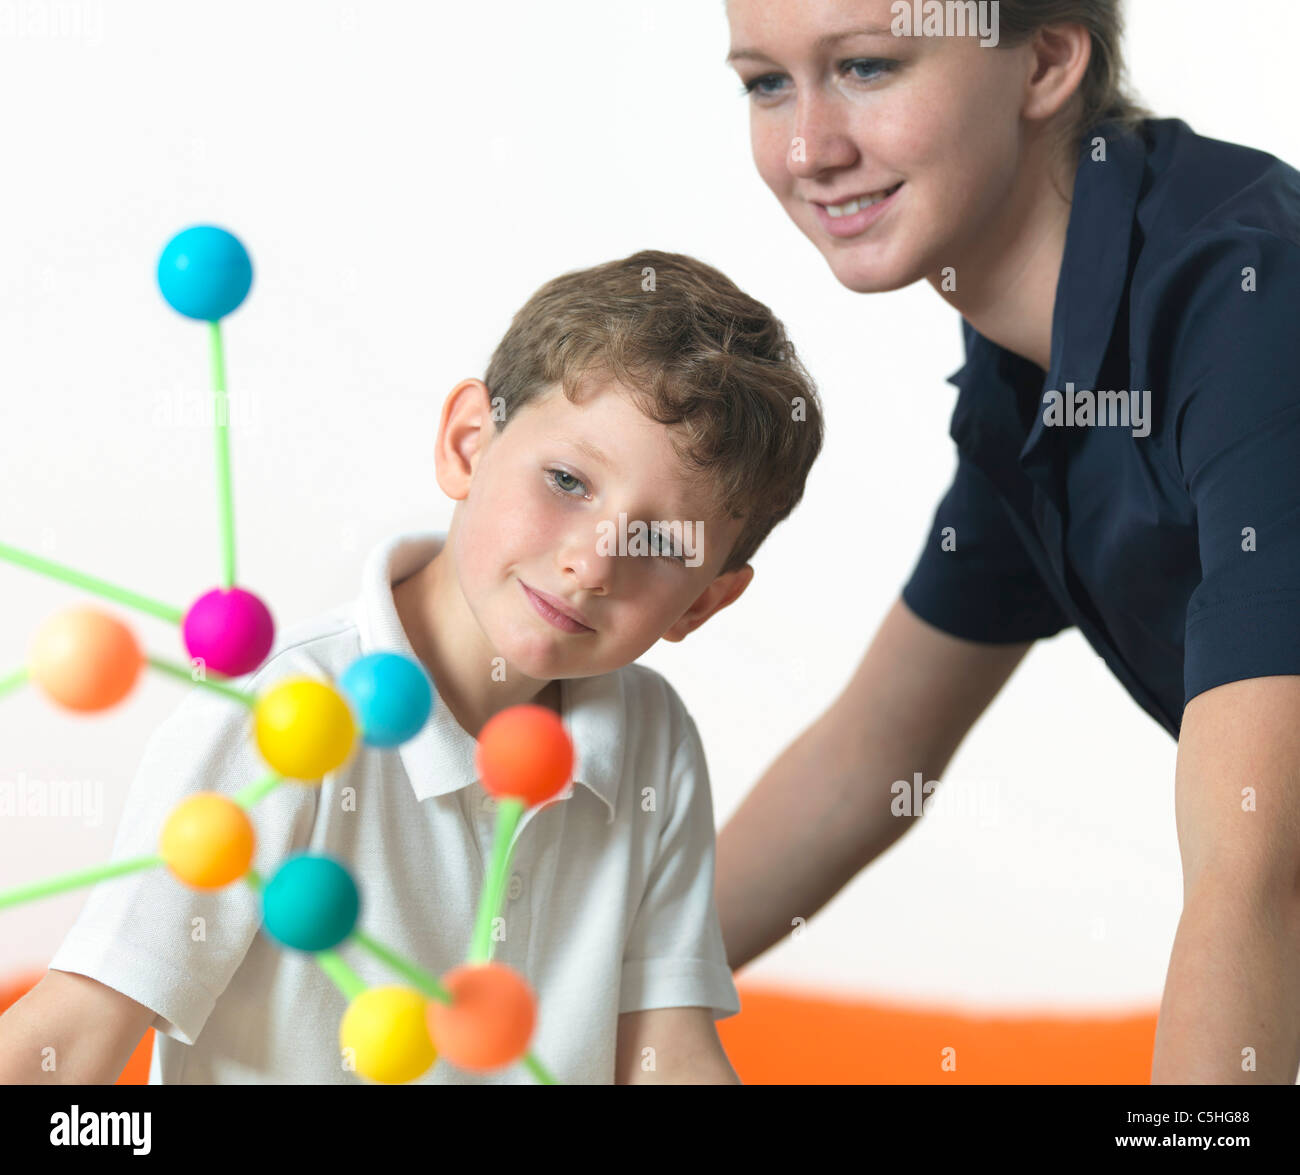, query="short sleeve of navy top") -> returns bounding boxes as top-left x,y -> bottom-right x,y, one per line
901,118 -> 1300,739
